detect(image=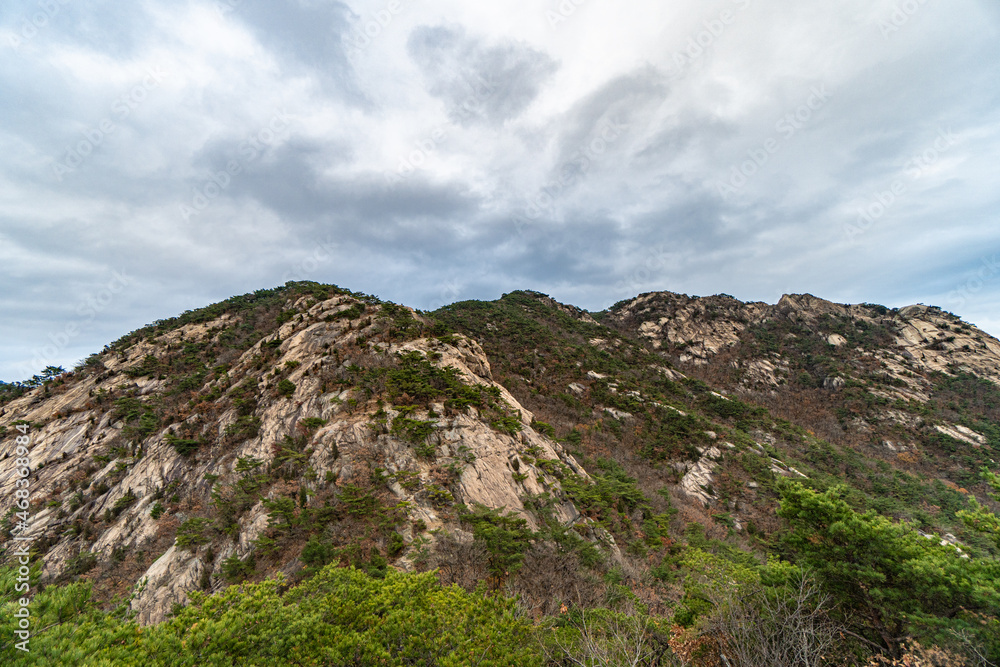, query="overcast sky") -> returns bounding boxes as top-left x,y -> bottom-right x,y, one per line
1,0 -> 999,380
